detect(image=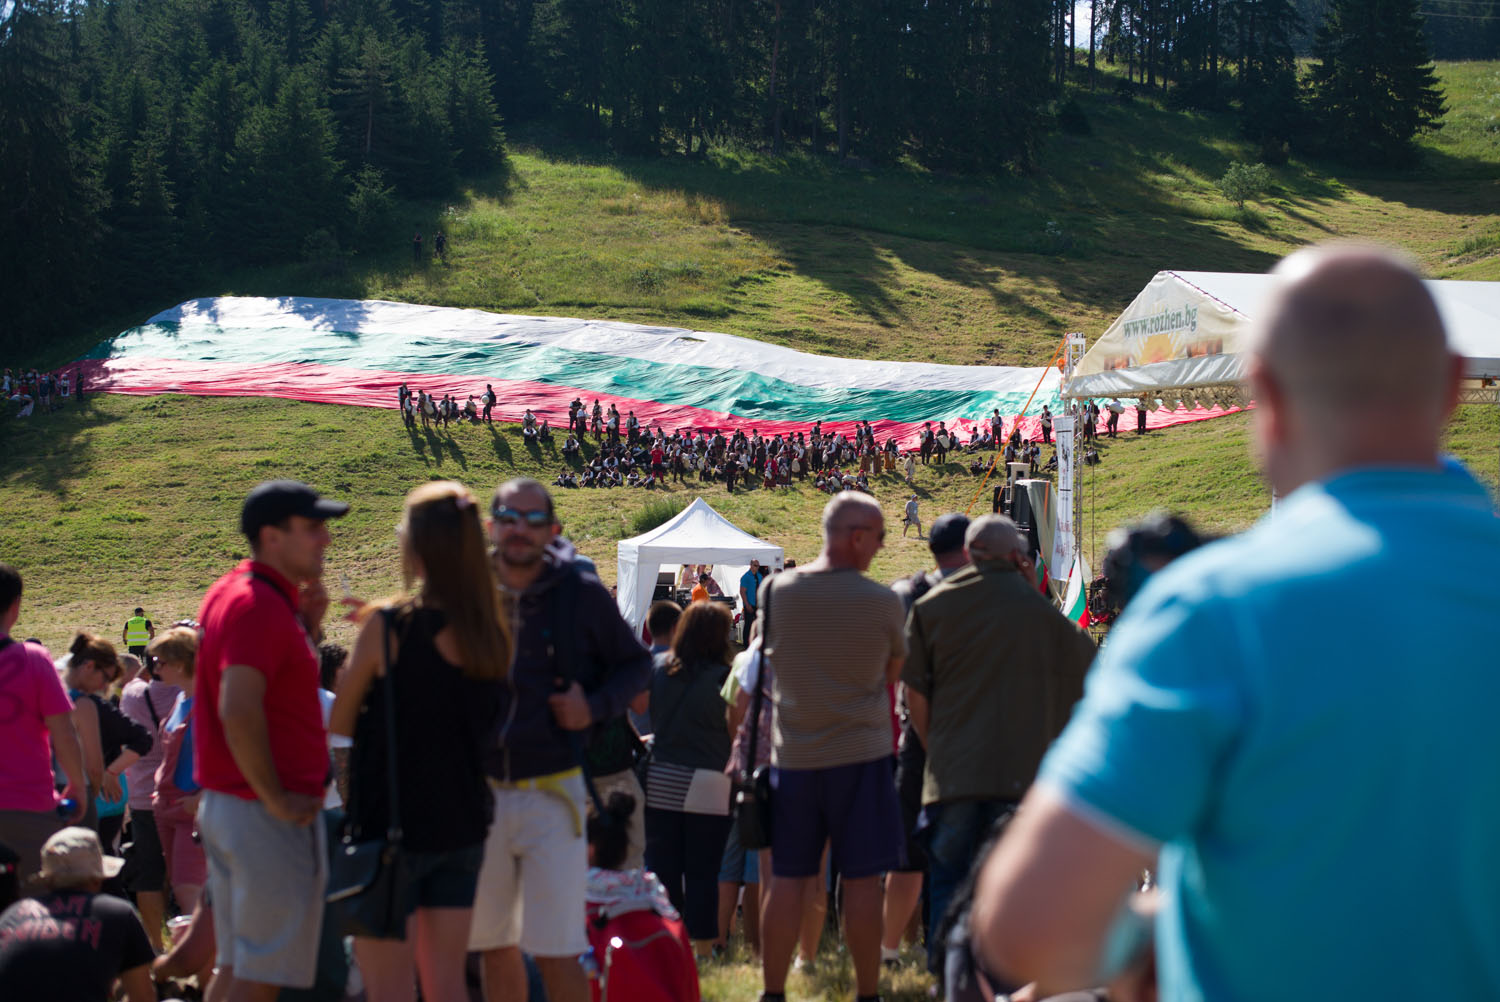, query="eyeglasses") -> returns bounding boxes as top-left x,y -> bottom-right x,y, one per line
491,506 -> 552,528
